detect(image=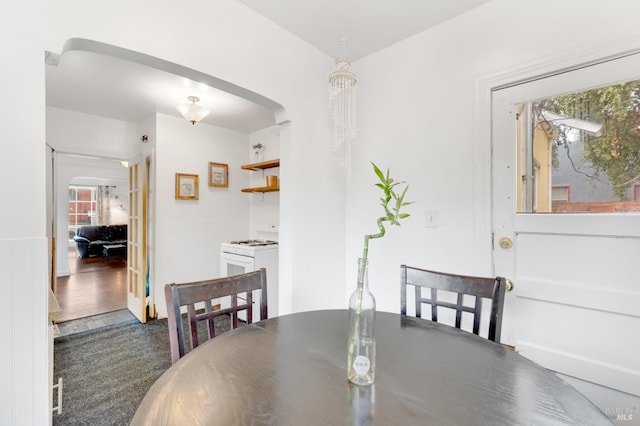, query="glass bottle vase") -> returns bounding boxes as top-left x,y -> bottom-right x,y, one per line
347,258 -> 376,385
